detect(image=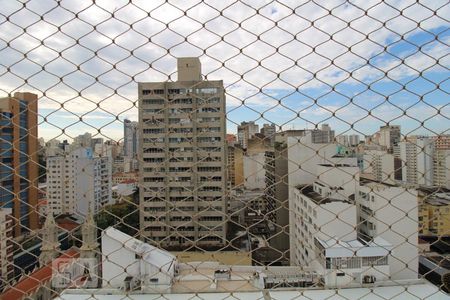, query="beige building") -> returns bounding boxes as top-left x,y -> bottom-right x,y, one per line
138,57 -> 227,249
112,171 -> 138,185
237,121 -> 259,149
433,149 -> 450,188
0,208 -> 13,289
399,136 -> 434,186
46,147 -> 112,218
362,149 -> 396,184
227,143 -> 245,189
379,125 -> 401,152
433,135 -> 450,150
418,188 -> 450,236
